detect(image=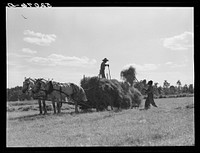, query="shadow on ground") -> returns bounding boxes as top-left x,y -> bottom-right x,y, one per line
8,108 -> 97,121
